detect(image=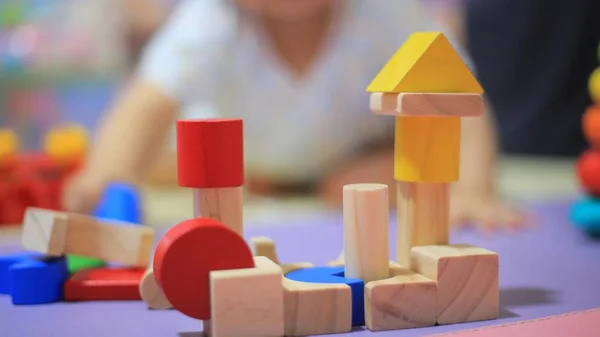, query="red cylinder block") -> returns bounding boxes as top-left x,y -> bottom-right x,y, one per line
577,149 -> 600,197
176,119 -> 244,188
